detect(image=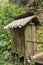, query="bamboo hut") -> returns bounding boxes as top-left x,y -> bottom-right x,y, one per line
3,15 -> 42,64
